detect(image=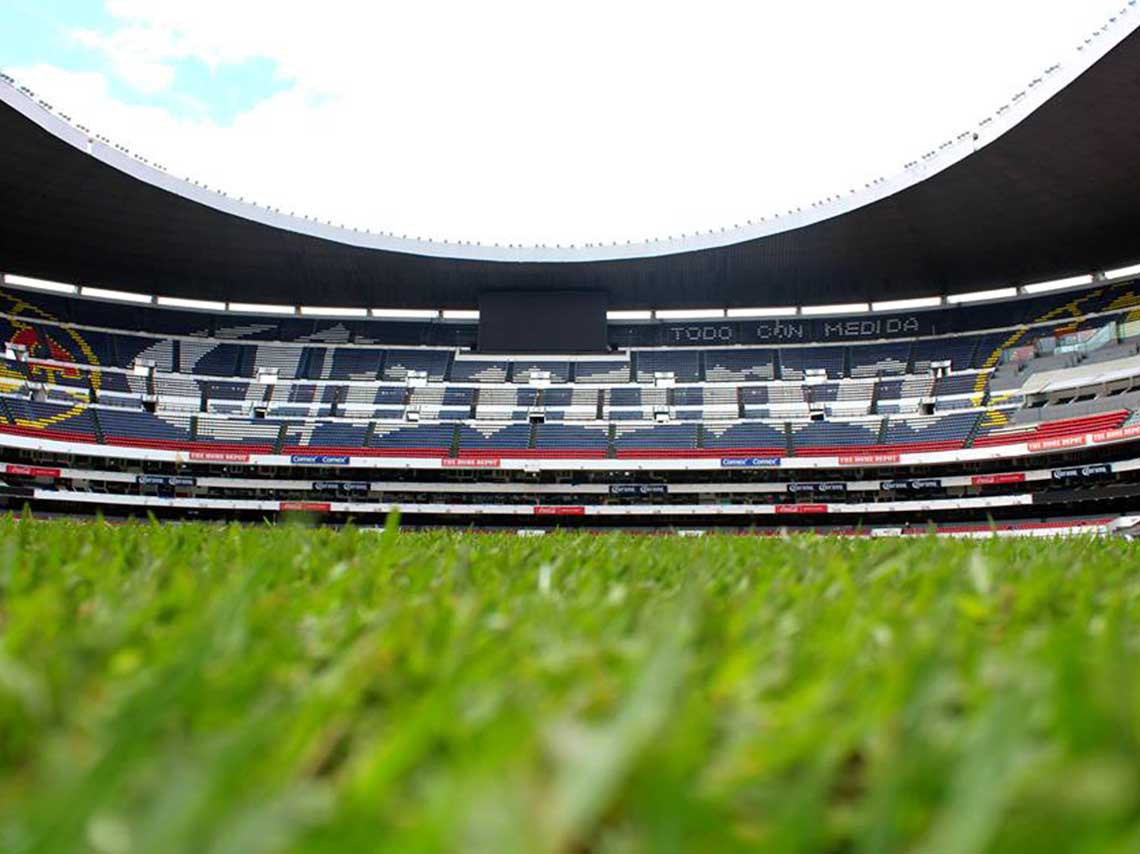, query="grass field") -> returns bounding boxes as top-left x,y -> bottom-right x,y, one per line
2,517 -> 1140,852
